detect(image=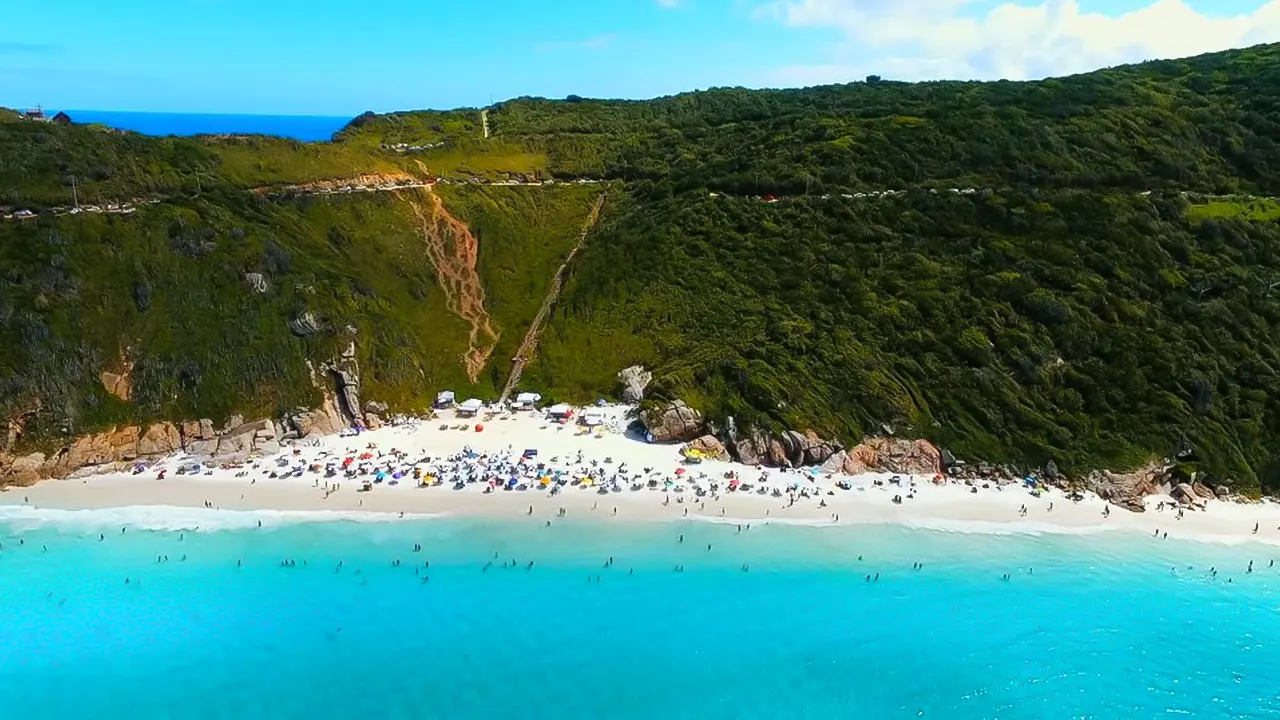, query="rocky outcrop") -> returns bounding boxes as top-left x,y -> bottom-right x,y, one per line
100,350 -> 135,402
137,423 -> 182,456
860,437 -> 941,475
282,390 -> 348,440
733,430 -> 788,467
642,401 -> 703,443
100,370 -> 132,402
289,311 -> 323,337
245,272 -> 268,294
319,342 -> 365,427
3,353 -> 362,488
815,437 -> 941,476
364,401 -> 389,418
781,430 -> 841,466
0,414 -> 293,487
1085,465 -> 1167,513
617,365 -> 652,404
683,435 -> 729,461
